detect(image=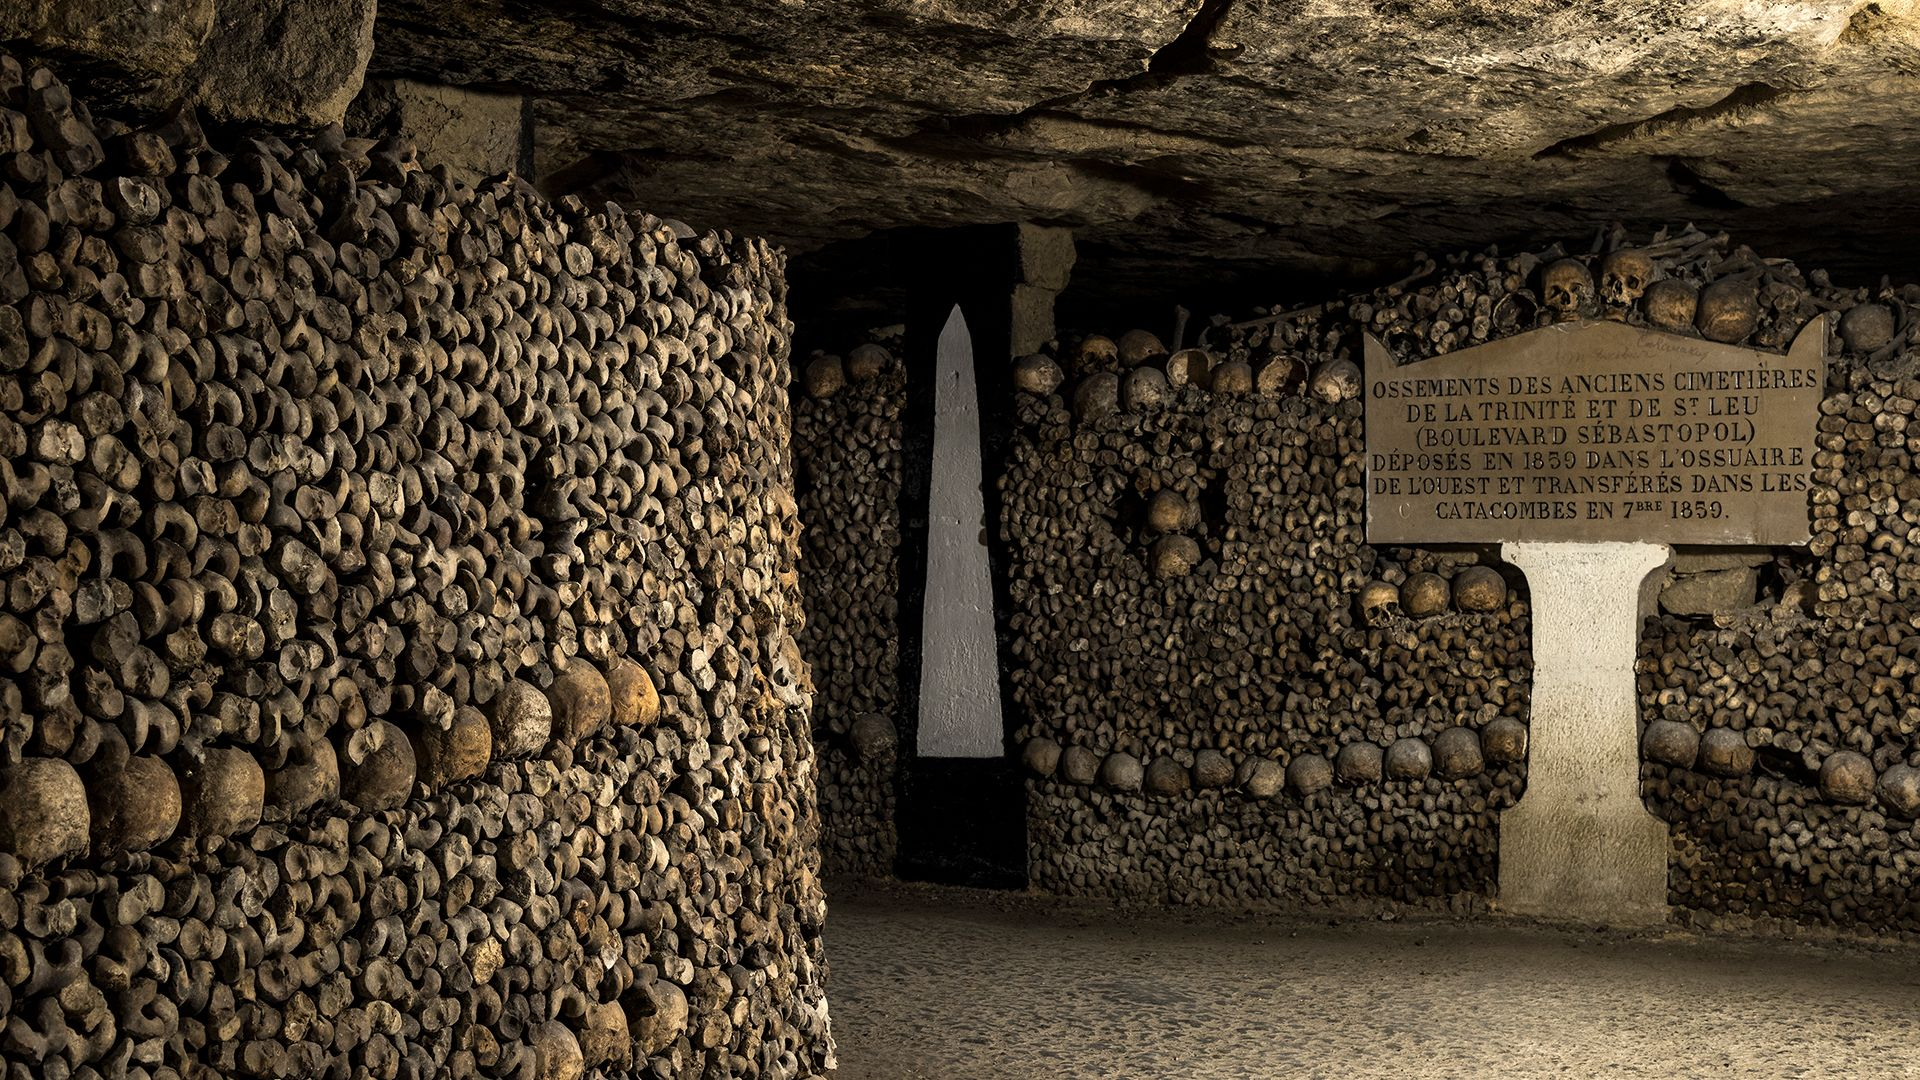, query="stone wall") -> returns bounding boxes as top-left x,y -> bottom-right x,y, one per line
0,54 -> 833,1078
792,342 -> 904,878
